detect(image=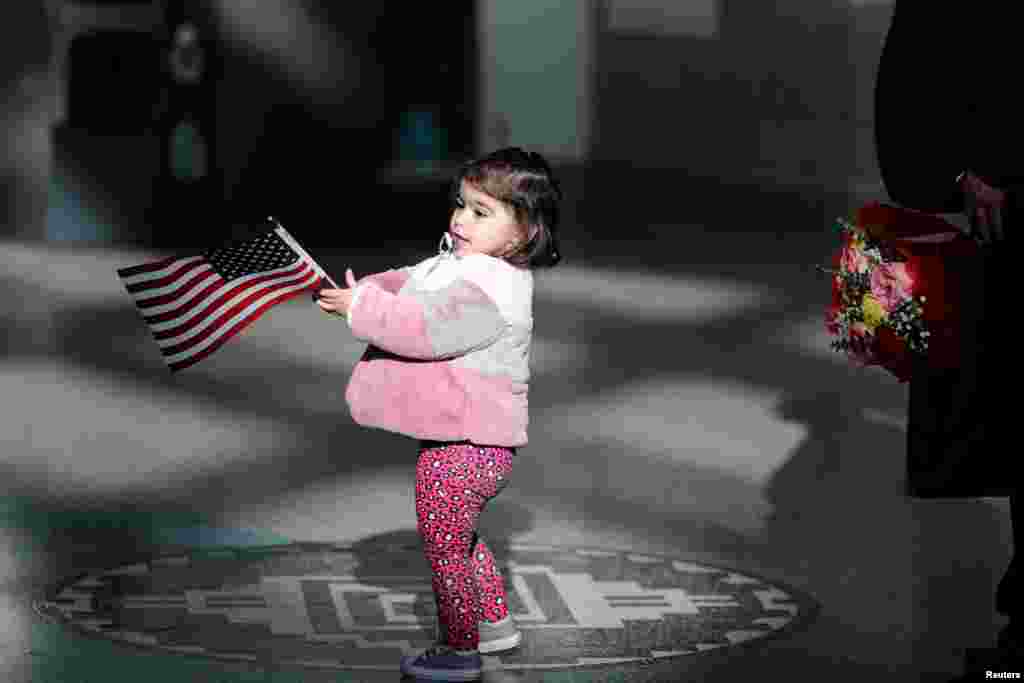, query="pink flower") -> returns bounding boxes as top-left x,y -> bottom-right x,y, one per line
870,262 -> 913,310
840,244 -> 869,274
